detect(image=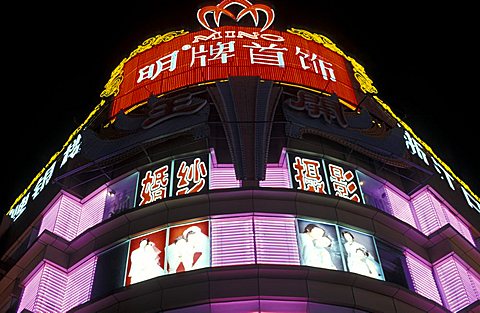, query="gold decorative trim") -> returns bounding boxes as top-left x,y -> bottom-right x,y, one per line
8,30 -> 190,215
287,28 -> 377,94
100,30 -> 189,98
287,28 -> 478,203
7,27 -> 478,217
374,96 -> 480,203
7,100 -> 106,215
